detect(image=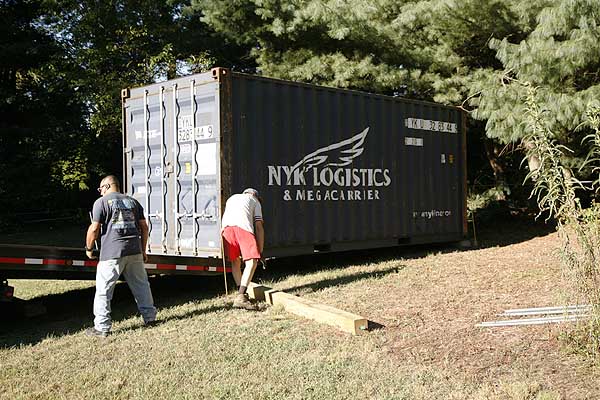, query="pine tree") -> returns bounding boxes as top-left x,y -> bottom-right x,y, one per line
194,0 -> 543,198
472,0 -> 600,151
